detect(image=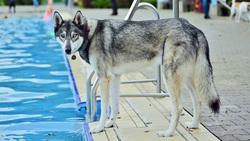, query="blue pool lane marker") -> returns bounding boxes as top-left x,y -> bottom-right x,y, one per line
83,123 -> 94,141
63,54 -> 88,114
63,54 -> 82,105
63,54 -> 95,140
